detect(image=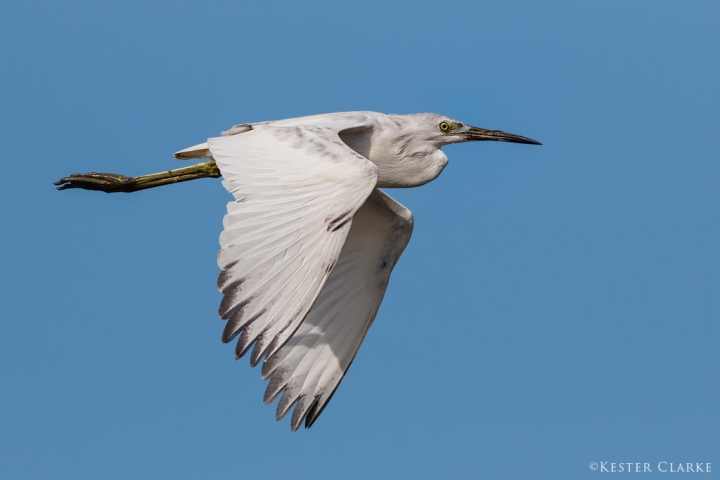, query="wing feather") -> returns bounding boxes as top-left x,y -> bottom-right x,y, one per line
210,123 -> 378,366
261,189 -> 414,430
